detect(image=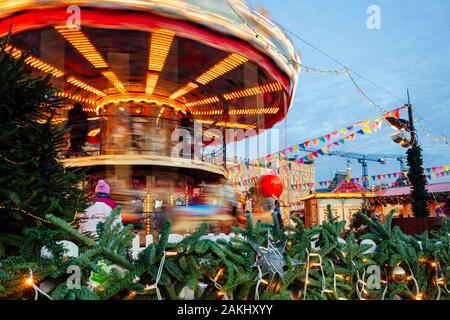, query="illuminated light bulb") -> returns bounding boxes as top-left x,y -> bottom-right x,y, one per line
214,268 -> 224,282
25,277 -> 34,286
217,291 -> 225,297
165,251 -> 178,256
361,258 -> 369,263
415,293 -> 424,300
